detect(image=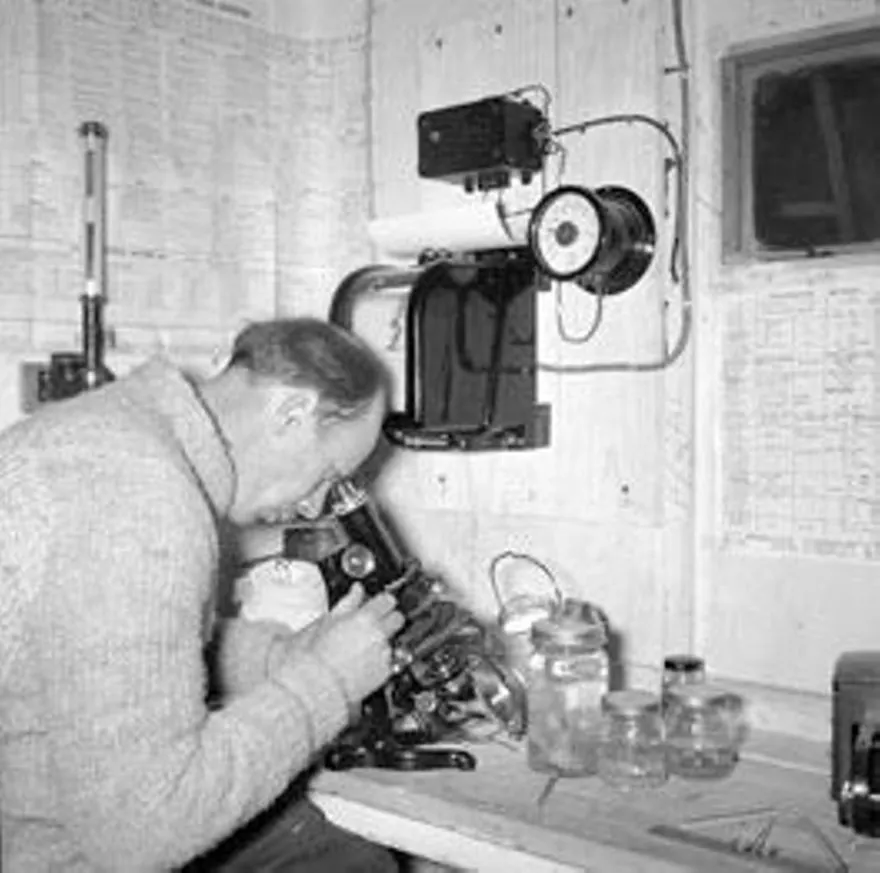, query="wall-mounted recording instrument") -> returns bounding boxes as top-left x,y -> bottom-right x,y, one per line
329,92 -> 658,450
330,250 -> 549,451
528,184 -> 655,293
